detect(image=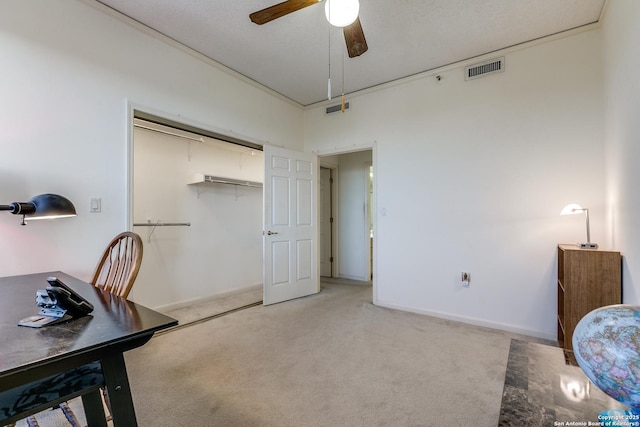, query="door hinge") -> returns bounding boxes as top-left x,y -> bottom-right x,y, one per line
330,257 -> 333,263
330,178 -> 333,184
330,217 -> 333,223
